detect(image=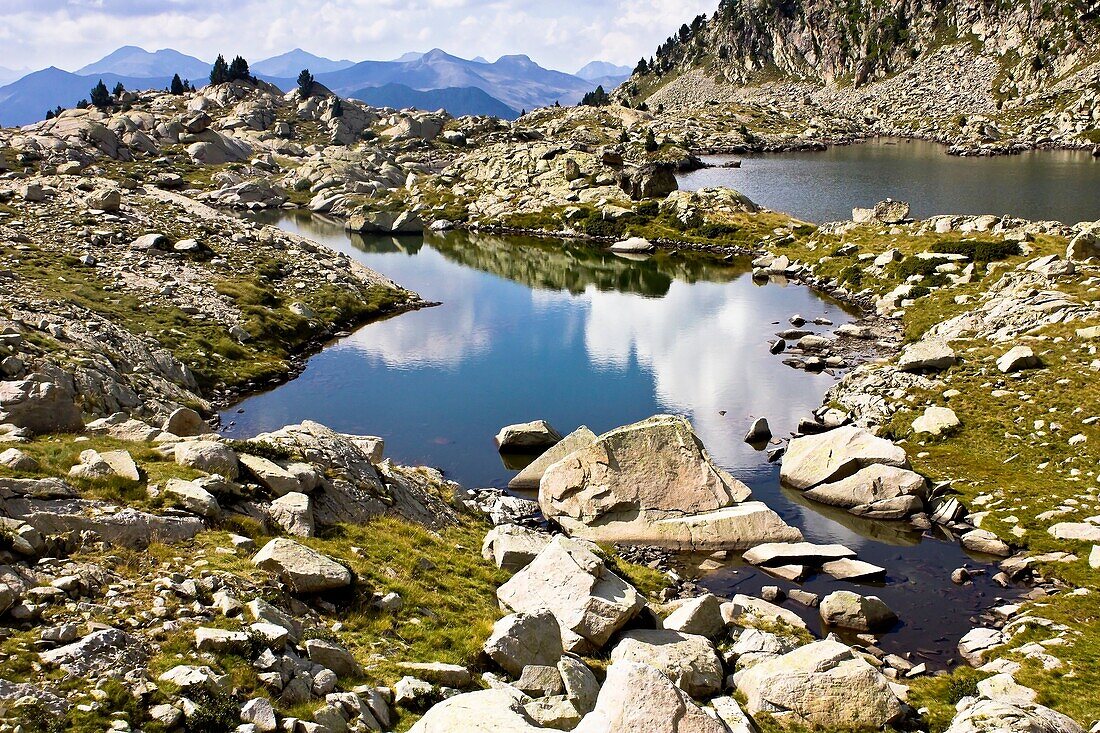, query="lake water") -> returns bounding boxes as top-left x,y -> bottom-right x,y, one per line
223,212 -> 1018,664
678,138 -> 1100,224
